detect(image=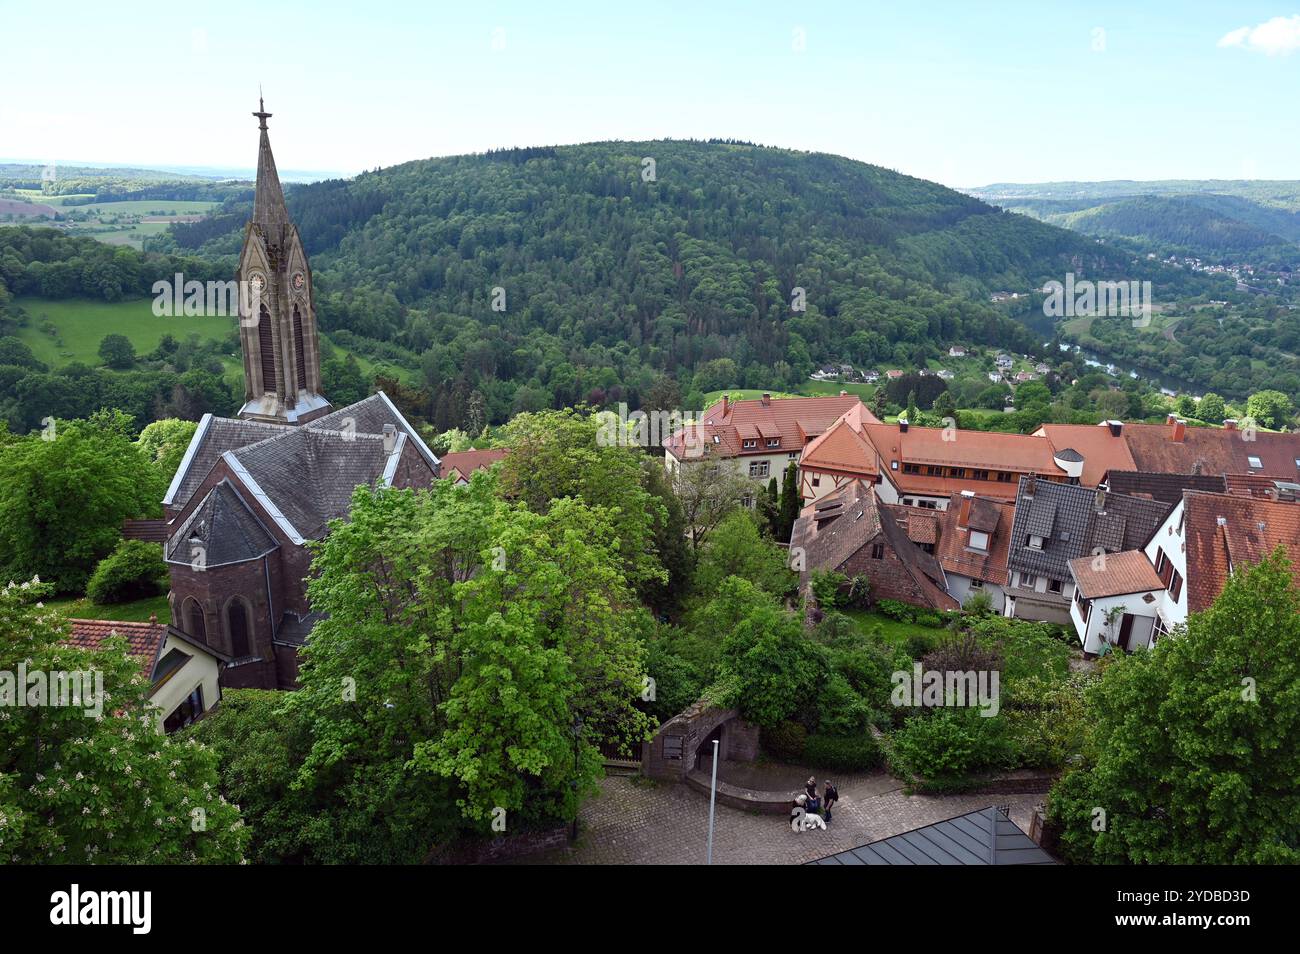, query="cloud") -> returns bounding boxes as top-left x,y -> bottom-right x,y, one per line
1217,14 -> 1300,54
